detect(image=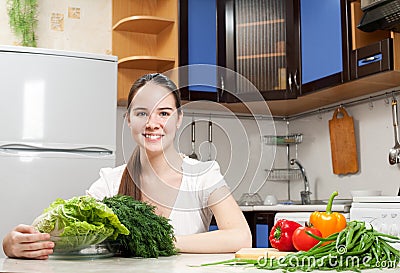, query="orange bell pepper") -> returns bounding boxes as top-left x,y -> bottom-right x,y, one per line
309,191 -> 347,238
